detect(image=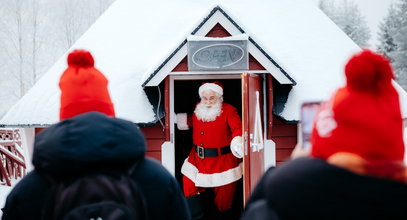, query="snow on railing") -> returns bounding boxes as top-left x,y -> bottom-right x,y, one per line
0,129 -> 26,186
